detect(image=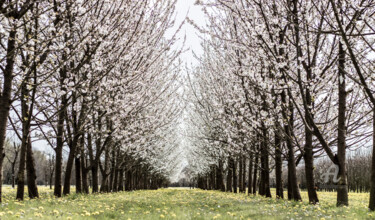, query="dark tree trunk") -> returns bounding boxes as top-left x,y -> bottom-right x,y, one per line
91,165 -> 99,193
26,138 -> 39,199
259,124 -> 271,198
287,142 -> 301,201
11,163 -> 16,189
232,158 -> 238,193
16,76 -> 30,201
16,137 -> 27,200
81,152 -> 89,194
275,131 -> 283,199
226,157 -> 233,192
281,88 -> 301,201
216,161 -> 225,191
113,169 -> 119,192
337,41 -> 348,206
100,173 -> 109,193
16,136 -> 27,201
0,29 -> 17,203
75,157 -> 82,193
63,138 -> 78,195
50,172 -> 53,190
239,156 -> 243,193
242,158 -> 246,193
304,54 -> 319,204
253,148 -> 259,195
54,142 -> 63,197
286,100 -> 301,201
304,140 -> 318,204
54,94 -> 66,197
125,170 -> 132,191
370,108 -> 375,211
118,169 -> 124,191
248,152 -> 253,195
